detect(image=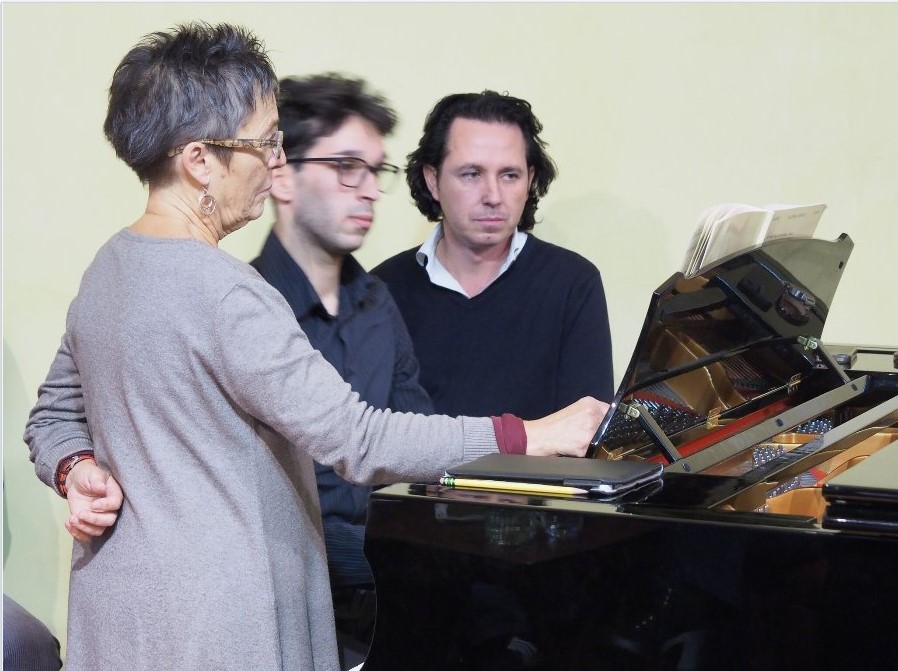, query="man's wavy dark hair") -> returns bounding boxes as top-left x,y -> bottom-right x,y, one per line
406,91 -> 557,232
